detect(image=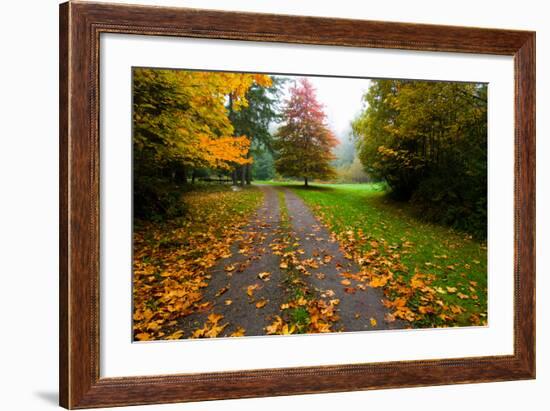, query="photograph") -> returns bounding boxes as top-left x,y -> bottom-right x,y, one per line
131,68 -> 488,341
